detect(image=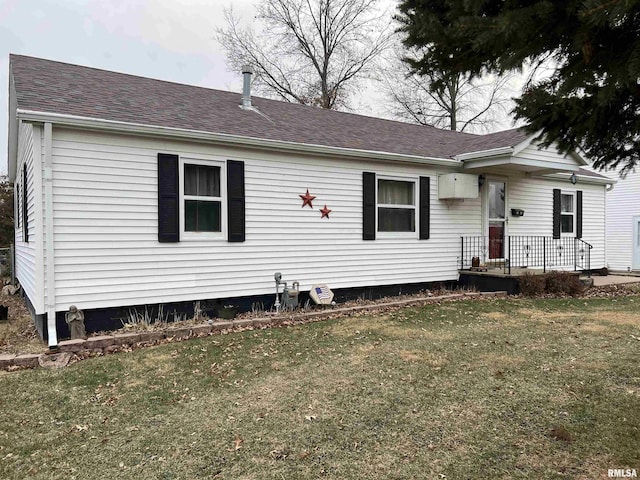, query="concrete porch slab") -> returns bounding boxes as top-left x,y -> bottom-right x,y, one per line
592,275 -> 640,287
